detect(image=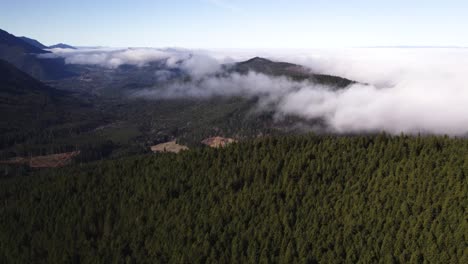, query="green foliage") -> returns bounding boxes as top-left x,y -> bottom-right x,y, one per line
1,134 -> 466,263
